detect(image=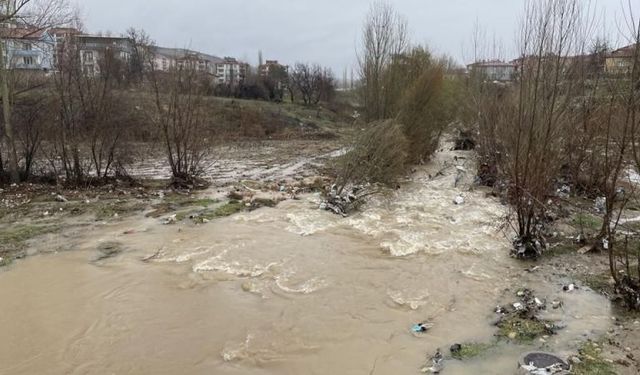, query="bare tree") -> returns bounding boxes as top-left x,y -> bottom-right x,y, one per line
358,1 -> 408,121
147,49 -> 212,186
50,27 -> 133,184
0,0 -> 71,182
602,2 -> 640,309
289,62 -> 335,106
125,27 -> 151,84
474,0 -> 585,258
